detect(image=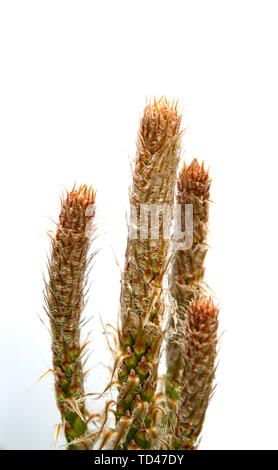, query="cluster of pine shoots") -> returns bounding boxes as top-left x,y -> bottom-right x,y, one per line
44,97 -> 219,450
